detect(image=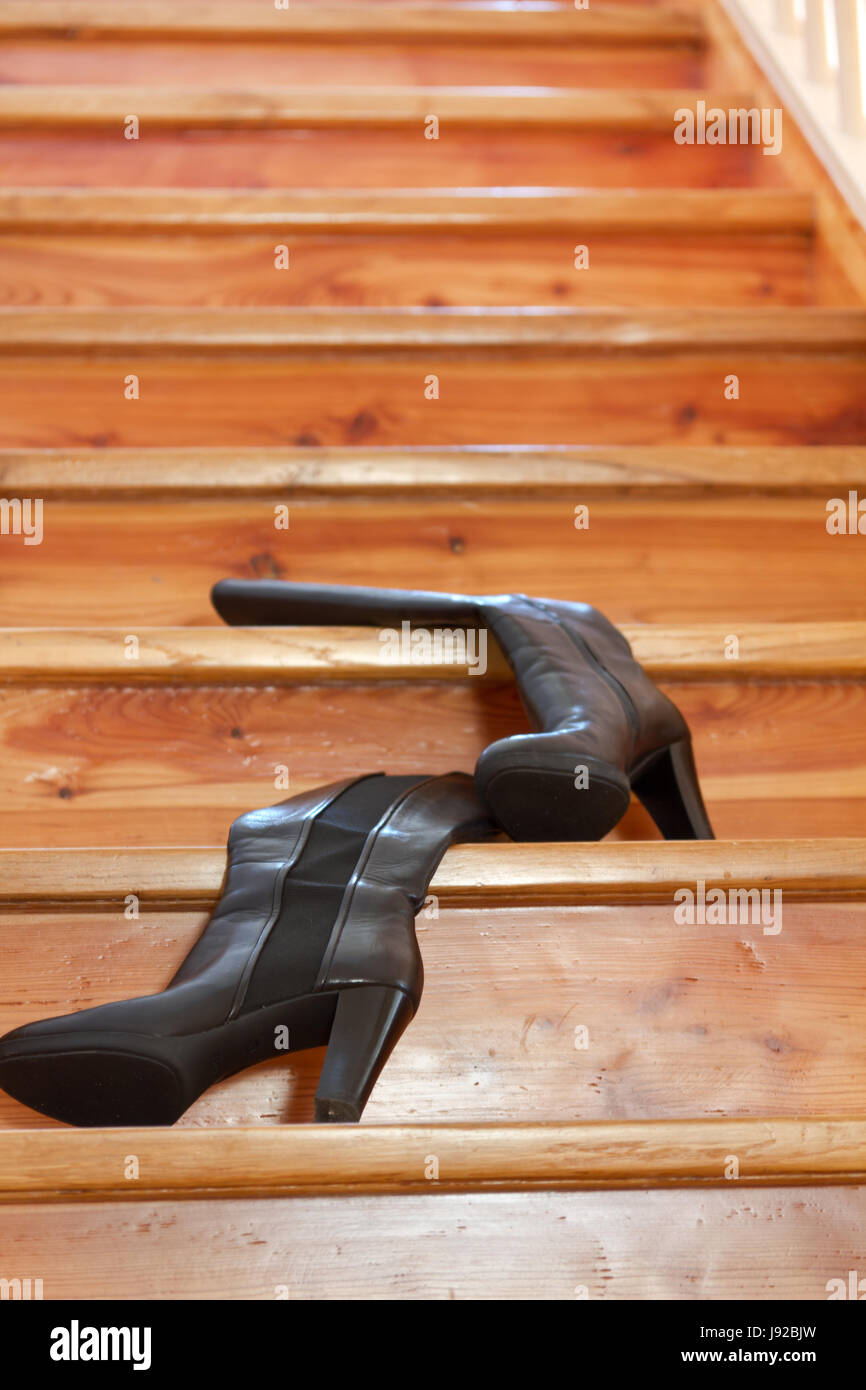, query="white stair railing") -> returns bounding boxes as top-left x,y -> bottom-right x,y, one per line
833,0 -> 866,134
723,0 -> 866,217
769,2 -> 866,131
